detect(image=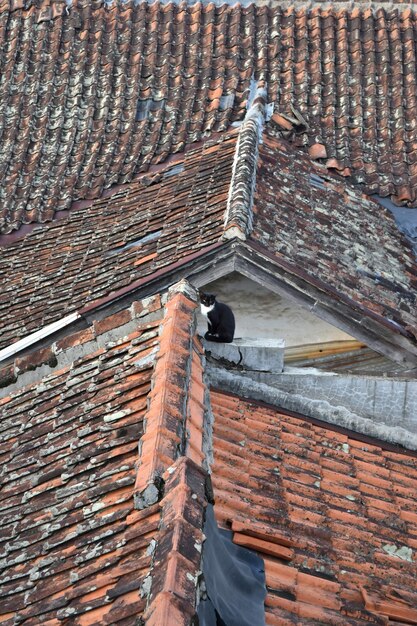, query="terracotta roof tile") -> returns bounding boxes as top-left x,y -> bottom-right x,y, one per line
142,457 -> 207,626
2,90 -> 416,365
0,302 -> 166,624
0,134 -> 235,350
210,390 -> 417,624
251,127 -> 417,345
0,282 -> 210,626
2,3 -> 417,232
134,285 -> 199,506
